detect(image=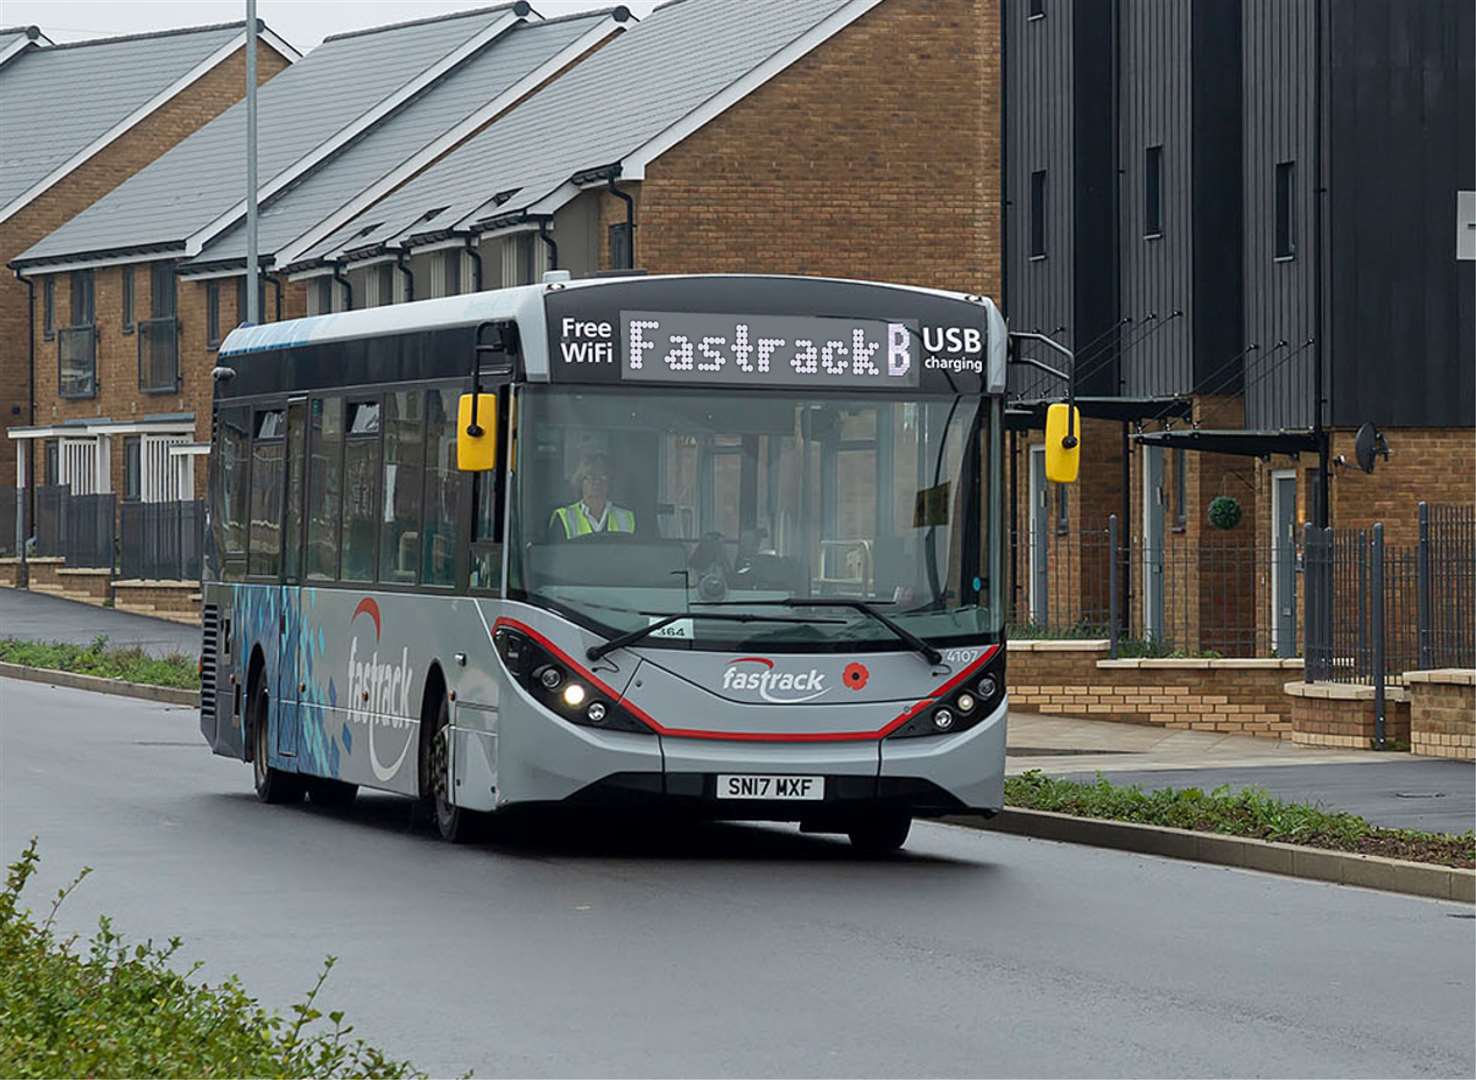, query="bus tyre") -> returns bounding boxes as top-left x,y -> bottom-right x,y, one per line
427,693 -> 483,844
251,680 -> 304,805
306,777 -> 358,809
847,813 -> 911,855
